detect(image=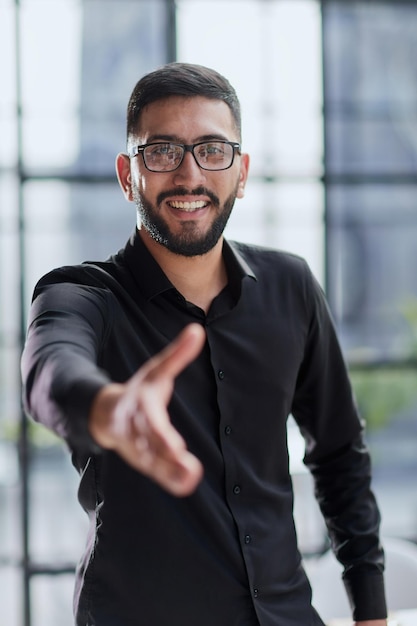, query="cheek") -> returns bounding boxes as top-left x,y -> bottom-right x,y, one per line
139,165 -> 167,195
131,169 -> 149,196
235,157 -> 249,199
236,181 -> 246,199
230,169 -> 246,200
